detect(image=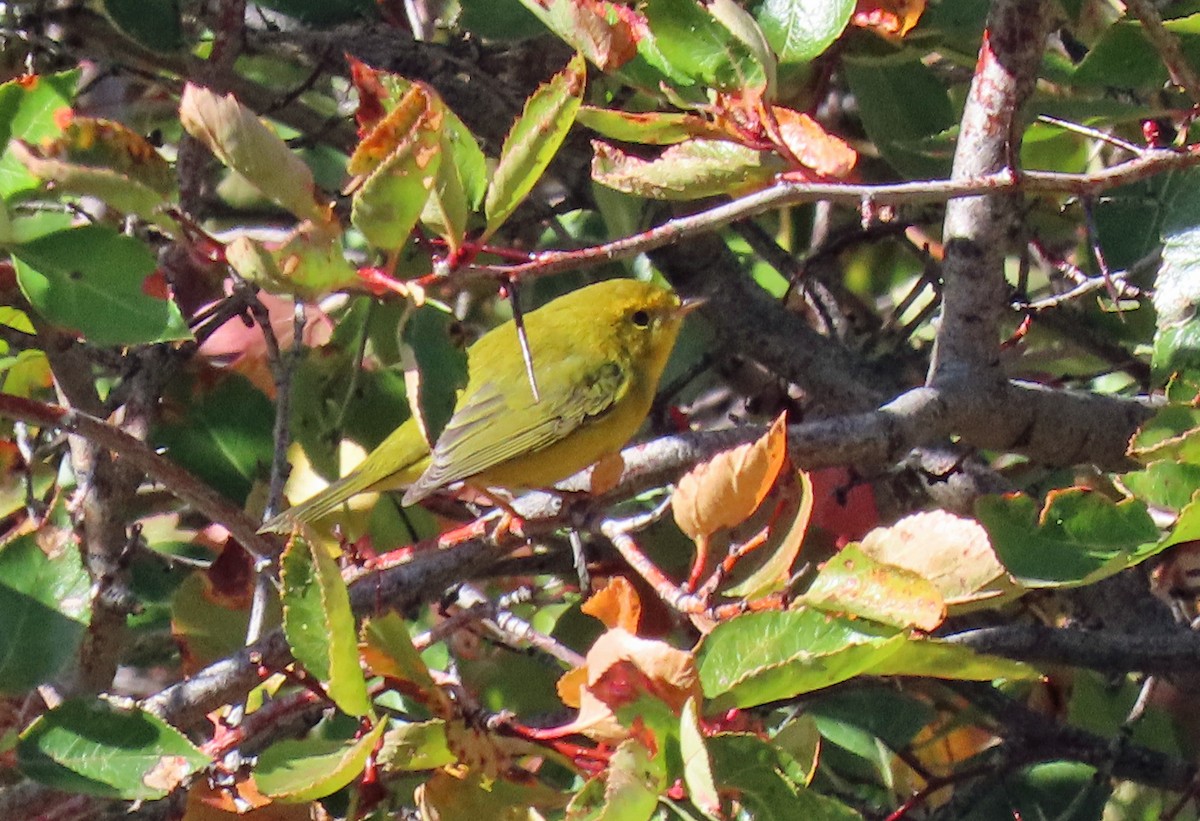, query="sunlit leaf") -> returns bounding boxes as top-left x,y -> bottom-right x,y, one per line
675,413 -> 788,541
859,510 -> 1020,610
976,489 -> 1161,588
350,84 -> 443,250
484,52 -> 586,237
0,70 -> 80,198
802,544 -> 946,631
11,224 -> 191,346
256,720 -> 386,801
593,138 -> 786,199
18,699 -> 208,800
281,533 -> 371,716
0,536 -> 89,693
